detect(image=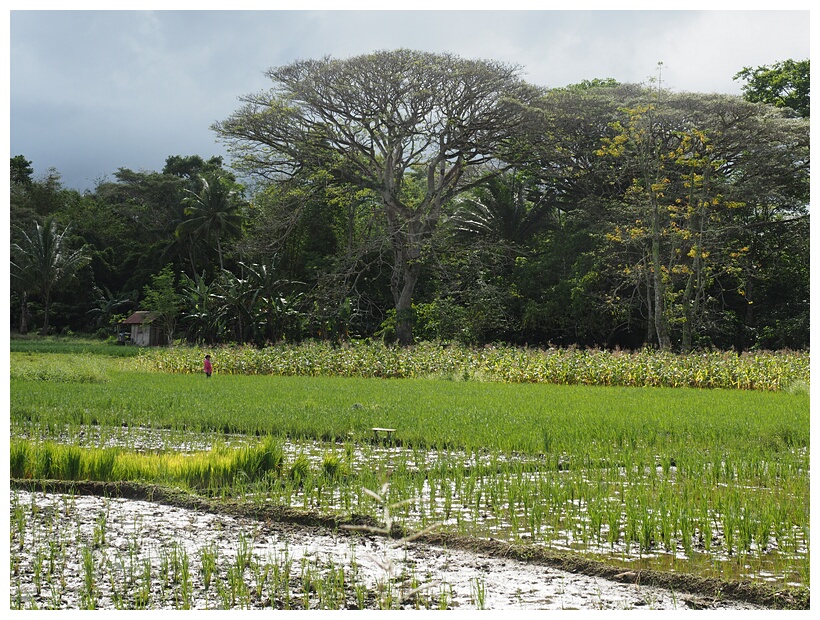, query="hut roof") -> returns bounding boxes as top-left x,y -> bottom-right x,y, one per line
121,311 -> 158,325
